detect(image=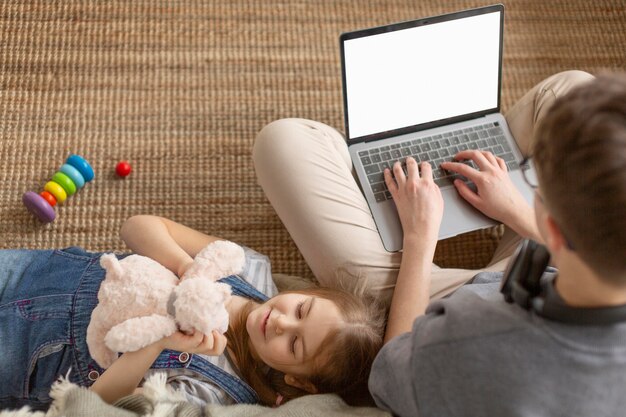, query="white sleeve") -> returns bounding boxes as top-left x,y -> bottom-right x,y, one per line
238,245 -> 278,298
